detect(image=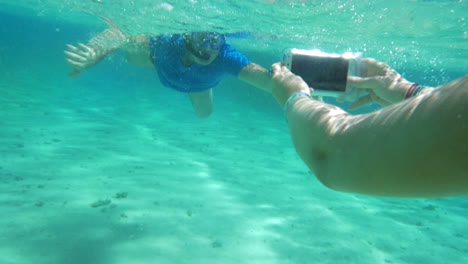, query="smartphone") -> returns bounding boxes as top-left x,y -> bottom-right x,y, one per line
283,49 -> 362,98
